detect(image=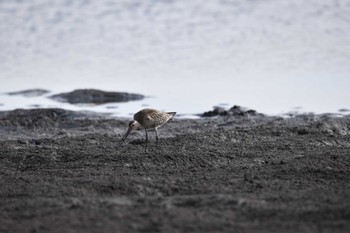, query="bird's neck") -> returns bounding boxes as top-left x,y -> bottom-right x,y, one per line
134,121 -> 143,130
